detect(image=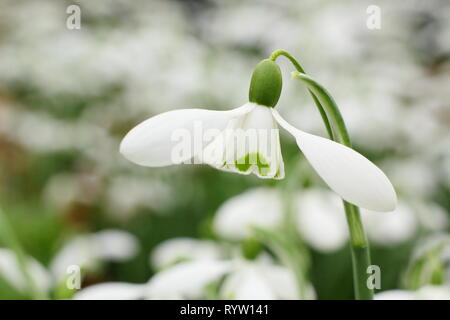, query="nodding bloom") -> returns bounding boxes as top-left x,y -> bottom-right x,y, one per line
120,59 -> 396,212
